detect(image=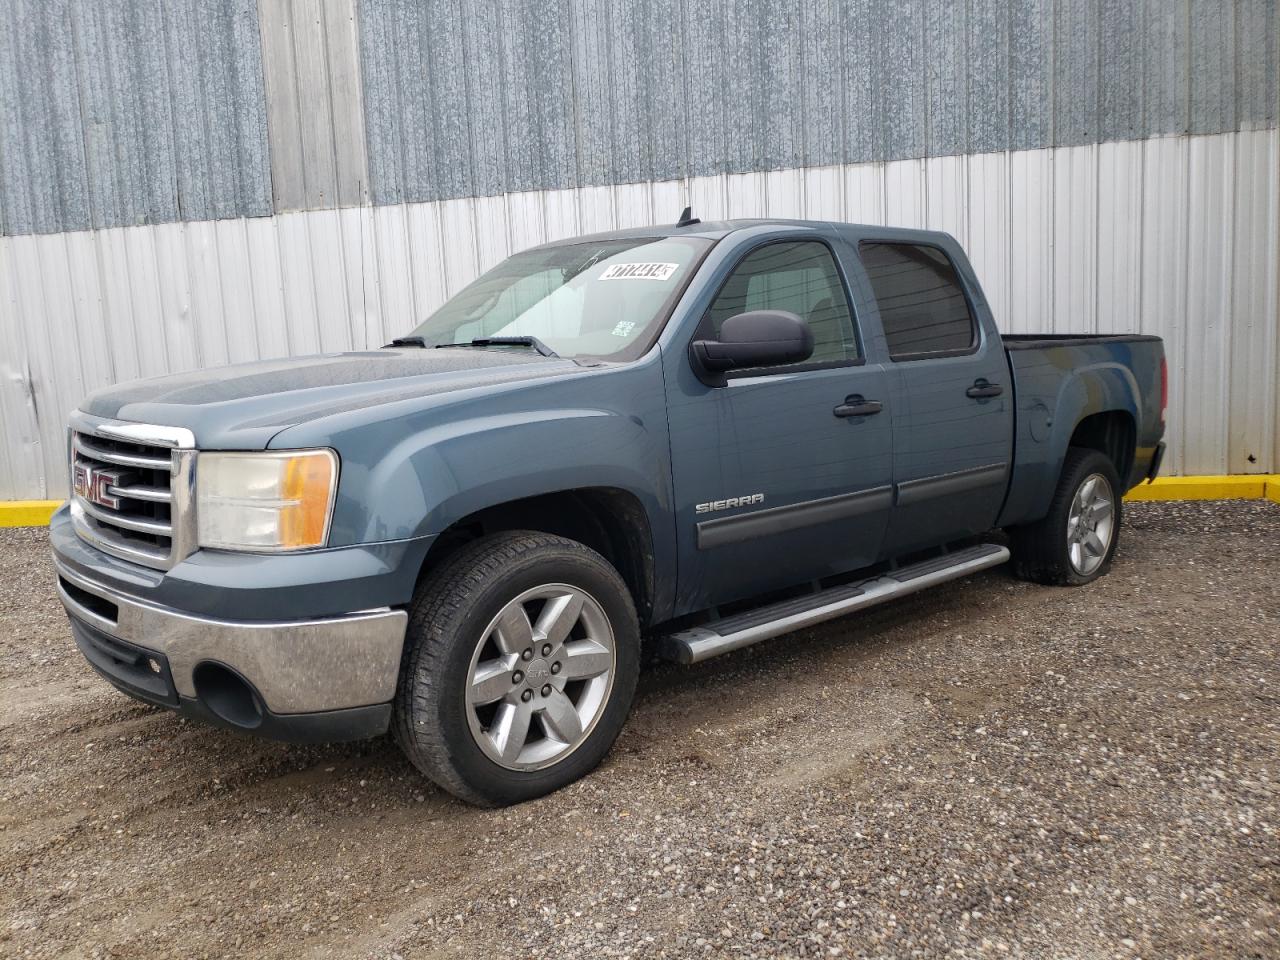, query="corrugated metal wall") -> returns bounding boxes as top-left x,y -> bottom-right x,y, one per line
0,0 -> 271,236
0,1 -> 1276,499
3,0 -> 1275,231
2,130 -> 1276,498
353,0 -> 1278,206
